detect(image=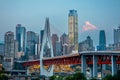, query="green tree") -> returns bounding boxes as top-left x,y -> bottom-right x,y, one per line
65,75 -> 73,80
56,76 -> 64,80
0,74 -> 8,80
112,74 -> 120,80
102,75 -> 113,80
73,72 -> 86,80
49,75 -> 56,80
90,78 -> 97,80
